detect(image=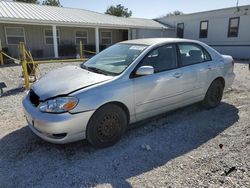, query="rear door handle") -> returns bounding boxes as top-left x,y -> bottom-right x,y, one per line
207,65 -> 212,70
173,73 -> 182,78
